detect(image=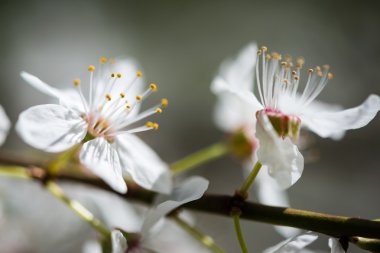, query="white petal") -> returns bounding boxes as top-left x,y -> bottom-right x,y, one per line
263,232 -> 318,253
82,240 -> 102,253
115,134 -> 172,194
143,219 -> 212,253
20,71 -> 61,99
302,94 -> 380,140
211,43 -> 257,93
255,168 -> 301,237
141,176 -> 209,236
111,230 -> 128,253
256,111 -> 304,189
328,238 -> 345,253
214,91 -> 258,132
0,105 -> 10,145
80,138 -> 127,193
16,104 -> 87,152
